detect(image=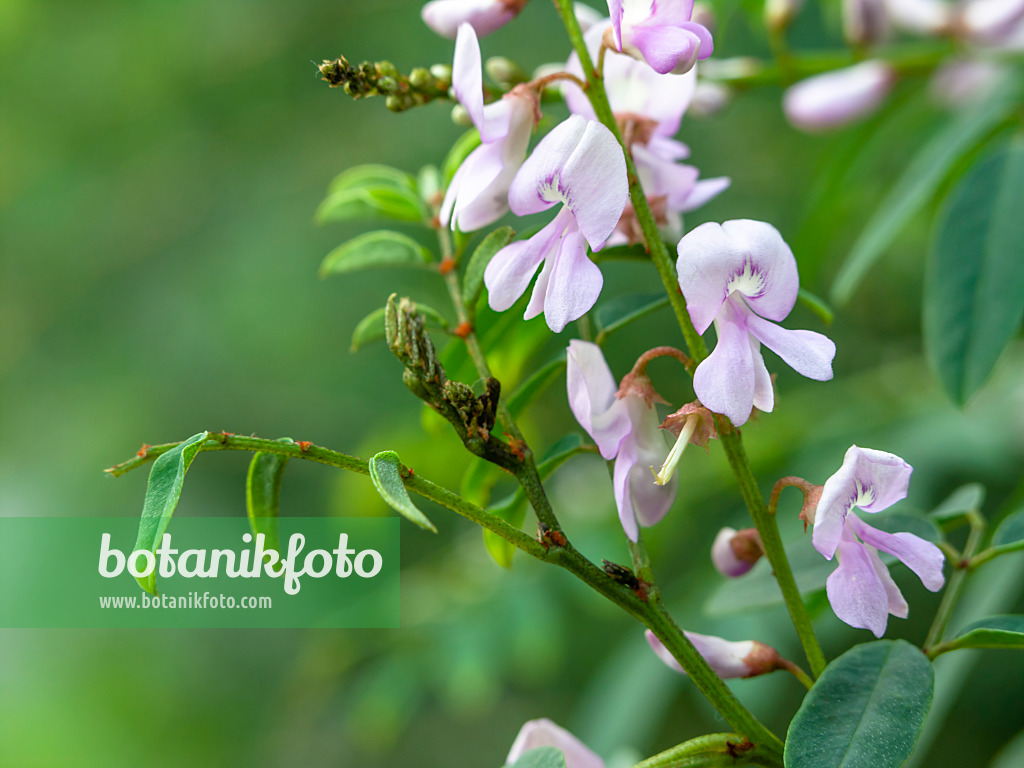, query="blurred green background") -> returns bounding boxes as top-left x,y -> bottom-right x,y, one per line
1,0 -> 1022,766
